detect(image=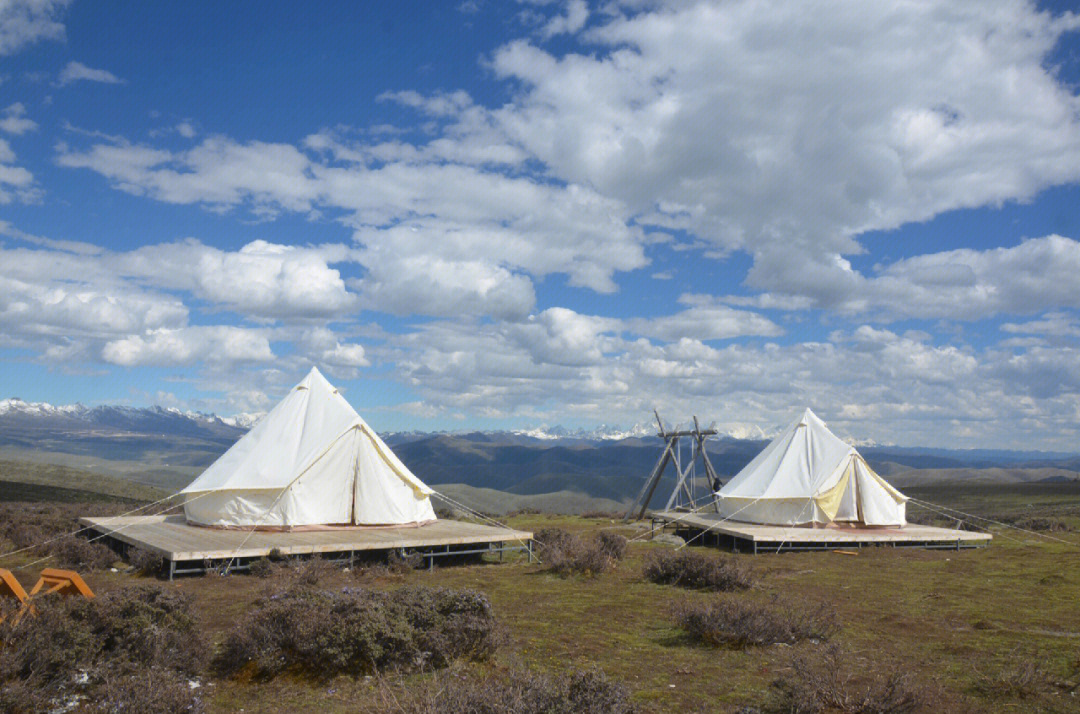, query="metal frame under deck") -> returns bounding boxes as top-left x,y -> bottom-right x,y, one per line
80,515 -> 534,580
650,513 -> 991,554
161,541 -> 534,579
